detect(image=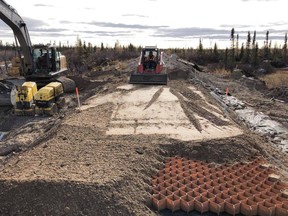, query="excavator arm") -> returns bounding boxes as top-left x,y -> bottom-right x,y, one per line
0,0 -> 34,75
